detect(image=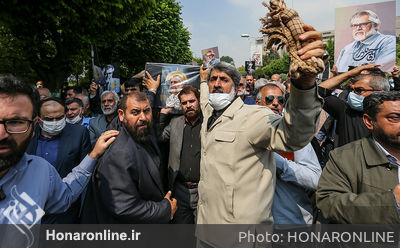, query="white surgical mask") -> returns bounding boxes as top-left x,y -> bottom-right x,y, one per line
66,110 -> 82,124
208,86 -> 235,110
40,117 -> 66,136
